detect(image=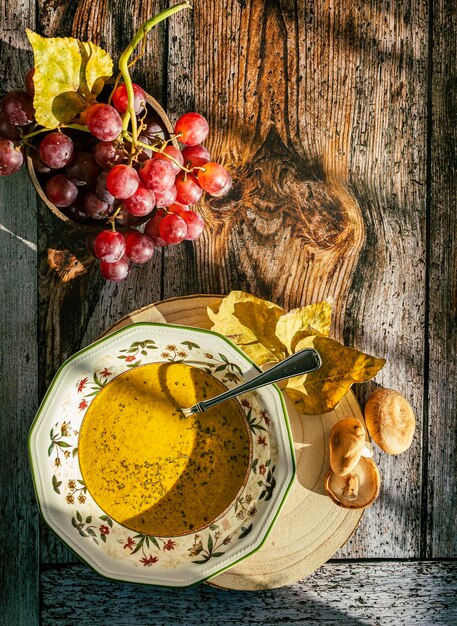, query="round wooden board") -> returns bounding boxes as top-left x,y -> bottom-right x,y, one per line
102,295 -> 365,590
